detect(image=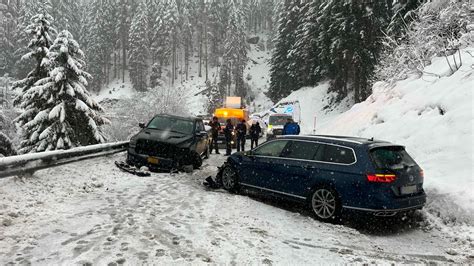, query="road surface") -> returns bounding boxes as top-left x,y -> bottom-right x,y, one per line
0,152 -> 472,264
